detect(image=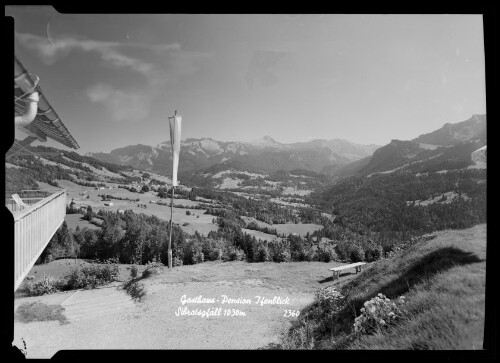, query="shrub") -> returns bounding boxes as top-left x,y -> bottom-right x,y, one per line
130,264 -> 139,279
201,239 -> 228,261
173,256 -> 184,267
254,244 -> 272,262
182,241 -> 205,265
25,275 -> 62,296
144,257 -> 164,271
315,246 -> 338,262
63,261 -> 119,290
269,241 -> 291,262
353,293 -> 406,335
364,245 -> 384,262
349,245 -> 365,262
186,210 -> 191,216
226,247 -> 246,261
272,248 -> 291,263
335,240 -> 352,261
297,246 -> 316,262
208,248 -> 224,261
142,265 -> 162,278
